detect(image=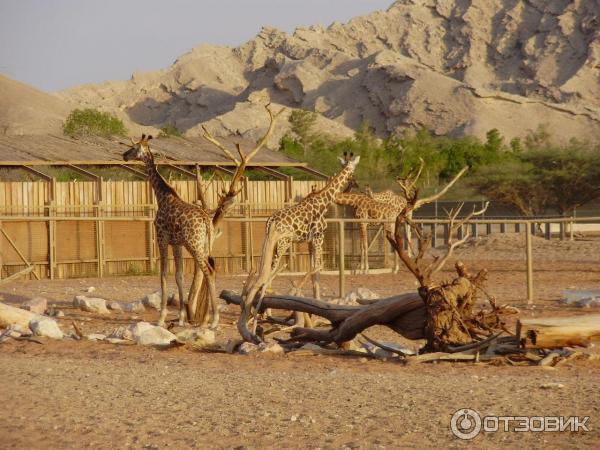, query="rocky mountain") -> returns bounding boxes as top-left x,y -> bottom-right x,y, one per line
14,0 -> 600,142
